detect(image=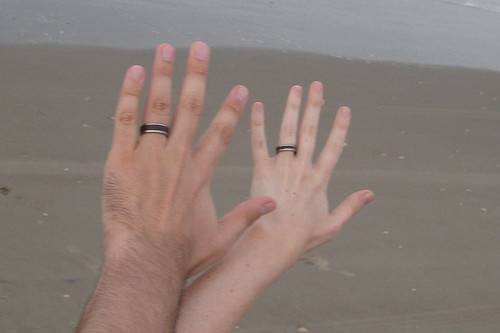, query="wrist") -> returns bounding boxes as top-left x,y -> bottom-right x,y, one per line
245,221 -> 309,256
221,222 -> 307,281
80,235 -> 186,333
103,231 -> 188,279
